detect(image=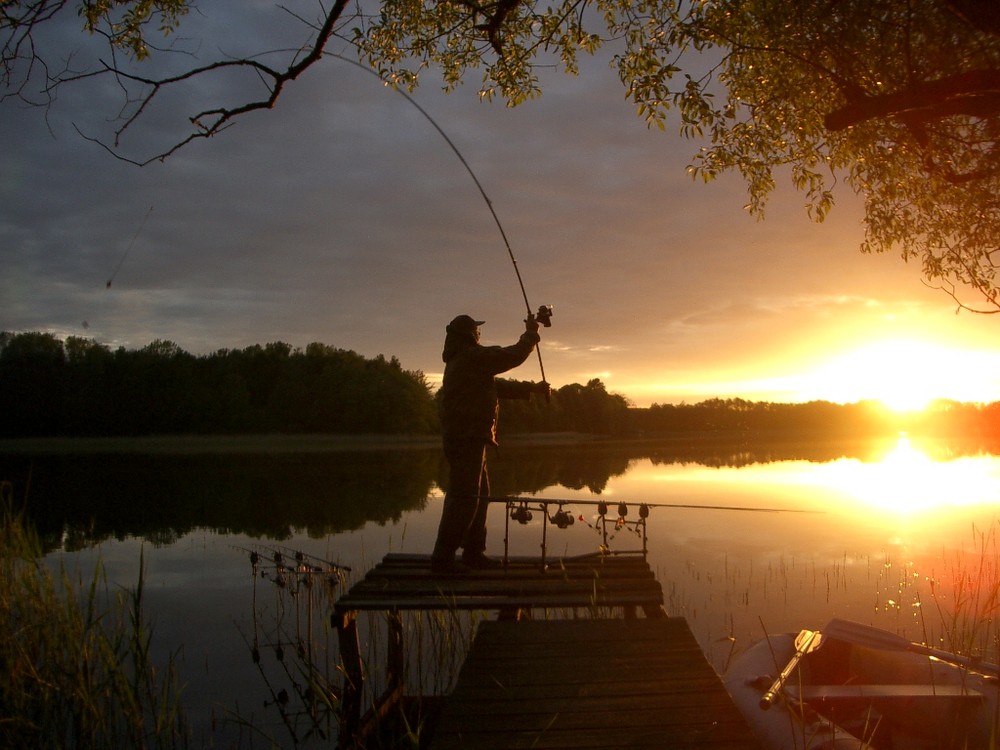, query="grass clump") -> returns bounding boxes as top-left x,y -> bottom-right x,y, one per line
0,481 -> 188,749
